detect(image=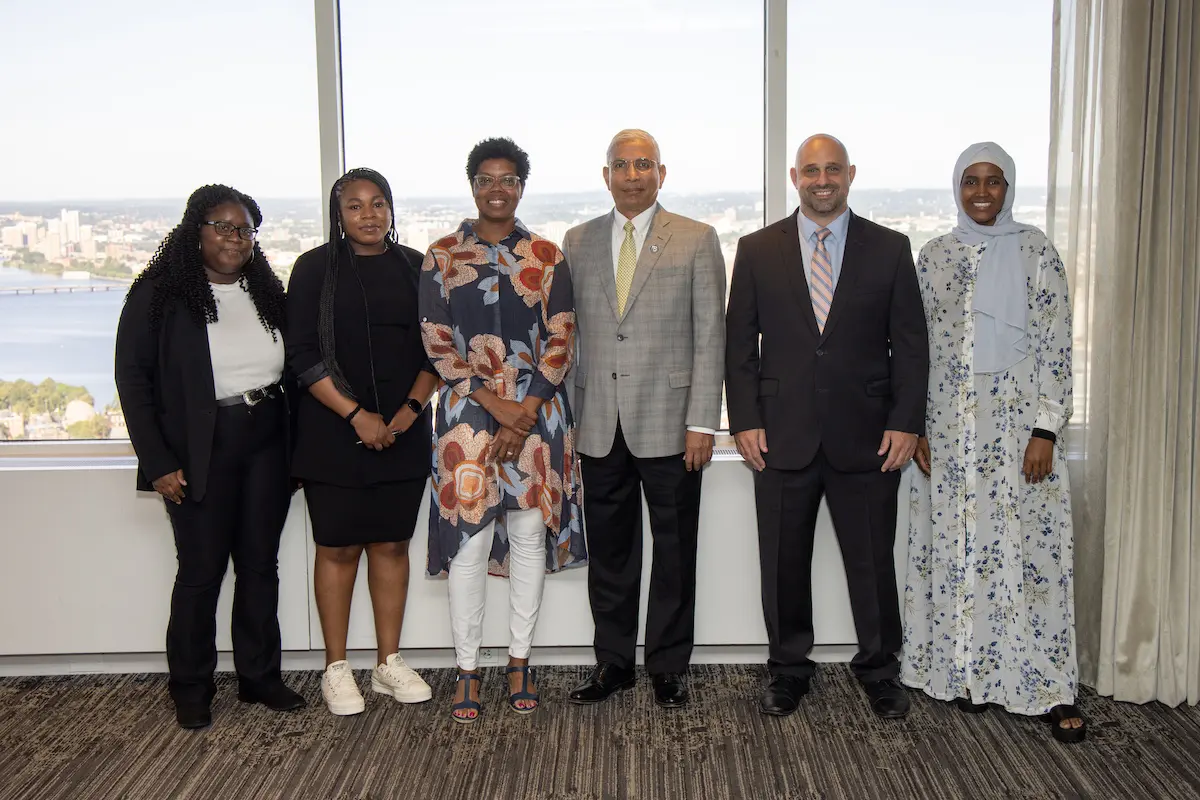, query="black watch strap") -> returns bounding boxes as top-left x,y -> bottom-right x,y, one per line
345,404 -> 363,423
405,398 -> 424,415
